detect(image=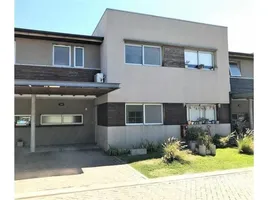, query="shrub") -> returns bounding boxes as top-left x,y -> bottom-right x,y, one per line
162,137 -> 181,163
186,127 -> 203,142
197,132 -> 213,148
212,134 -> 222,147
237,135 -> 254,155
140,140 -> 162,153
107,146 -> 129,156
